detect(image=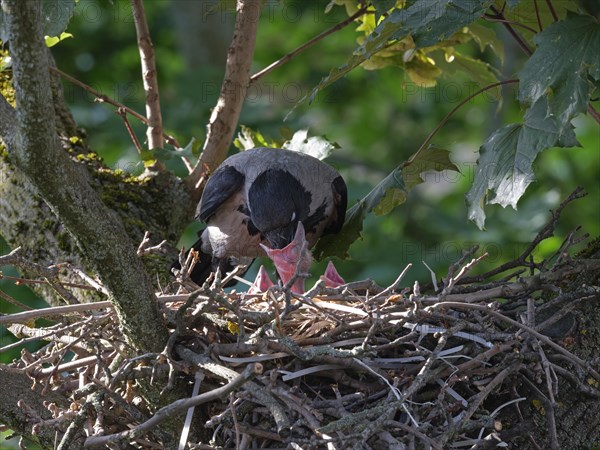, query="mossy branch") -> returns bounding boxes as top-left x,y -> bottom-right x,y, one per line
1,0 -> 167,353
